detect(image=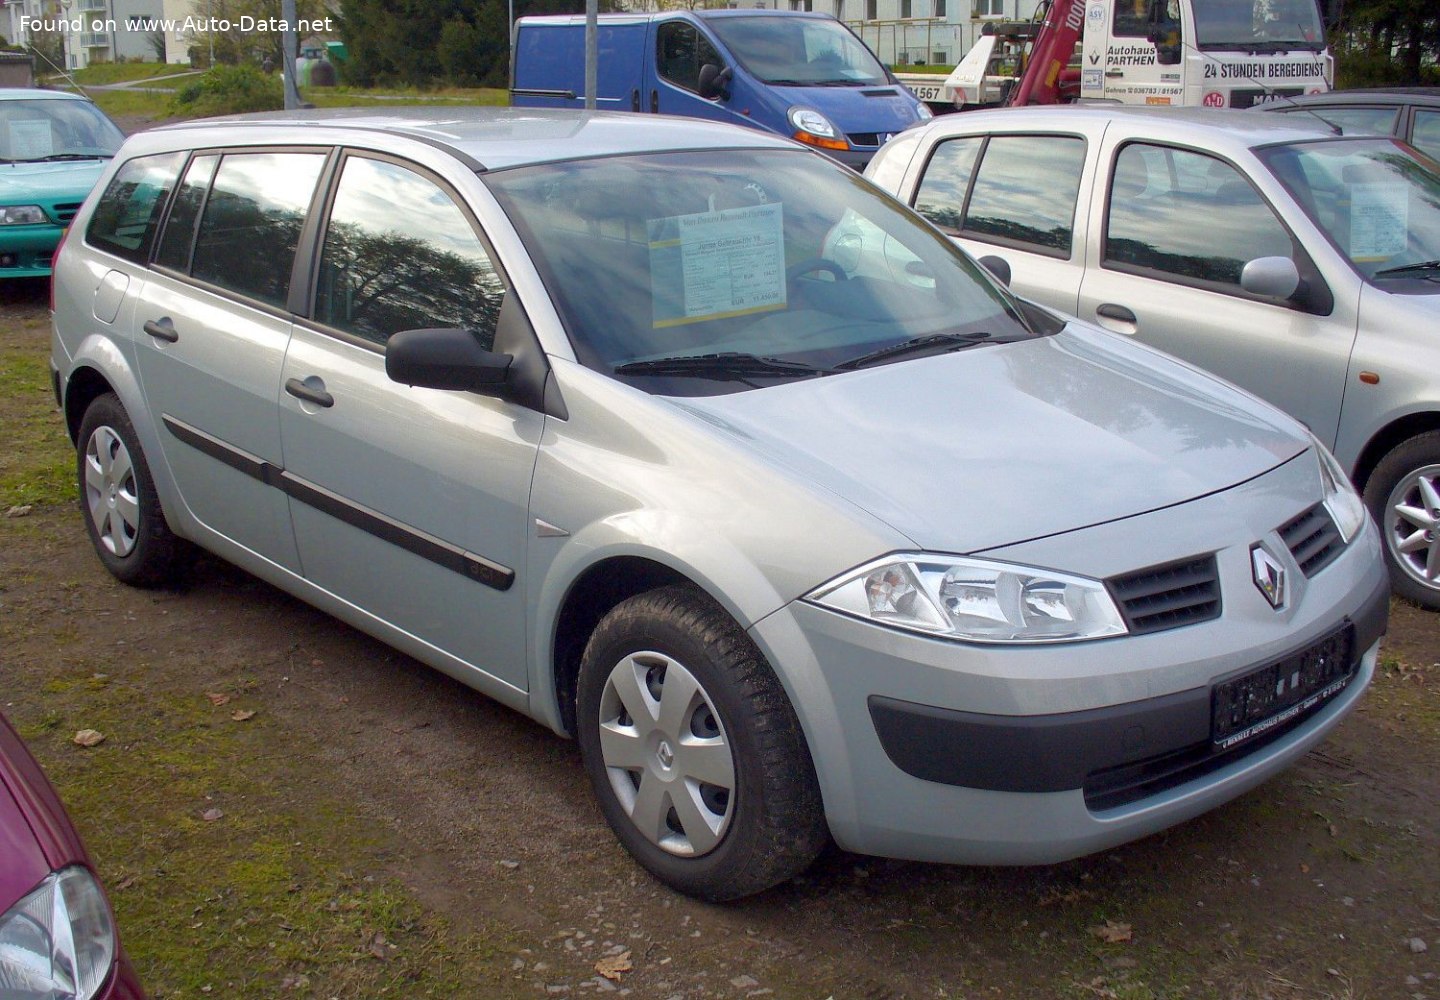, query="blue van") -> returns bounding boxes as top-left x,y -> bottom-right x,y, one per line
510,10 -> 930,169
